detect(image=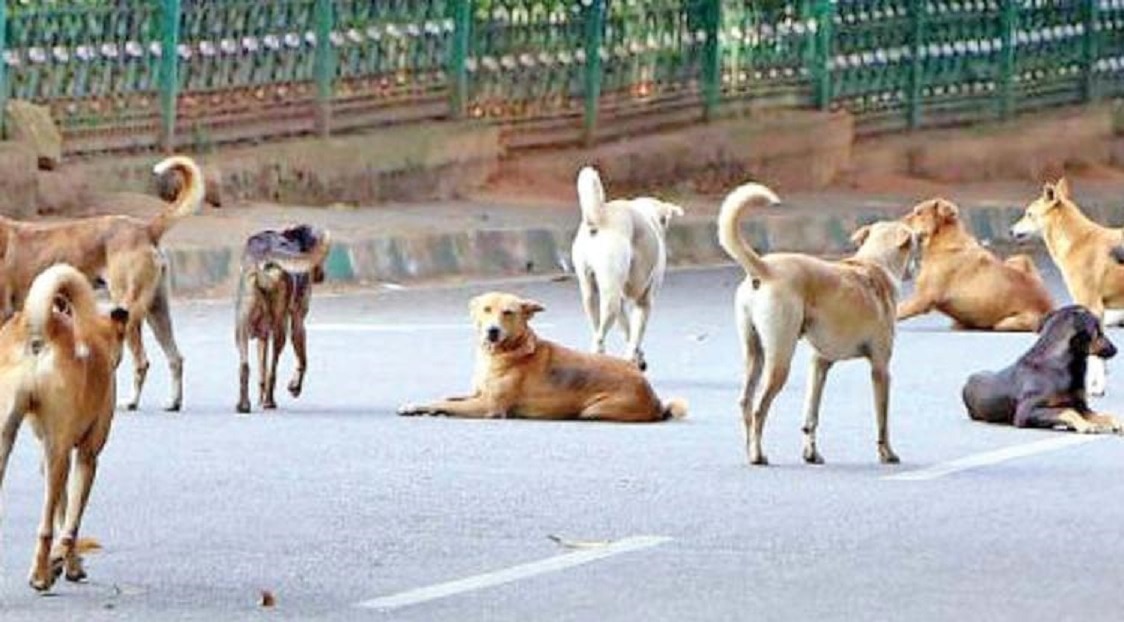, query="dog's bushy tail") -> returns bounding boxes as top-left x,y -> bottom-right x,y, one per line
149,155 -> 205,241
662,397 -> 688,420
577,166 -> 608,230
26,264 -> 104,359
717,182 -> 781,279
